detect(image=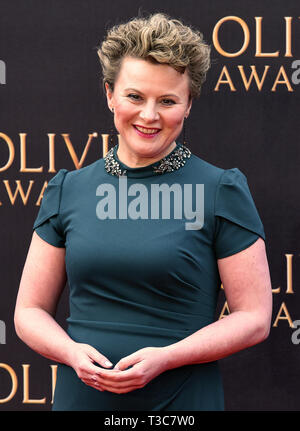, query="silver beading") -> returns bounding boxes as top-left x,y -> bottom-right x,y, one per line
104,144 -> 191,177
